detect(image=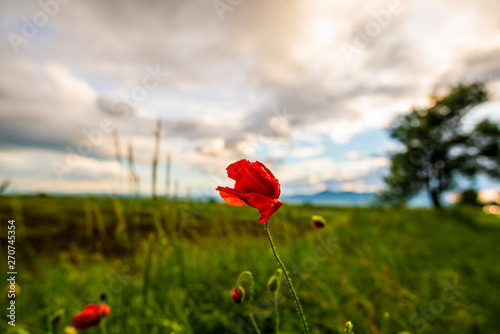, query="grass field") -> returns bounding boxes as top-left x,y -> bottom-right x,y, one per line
1,196 -> 499,333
